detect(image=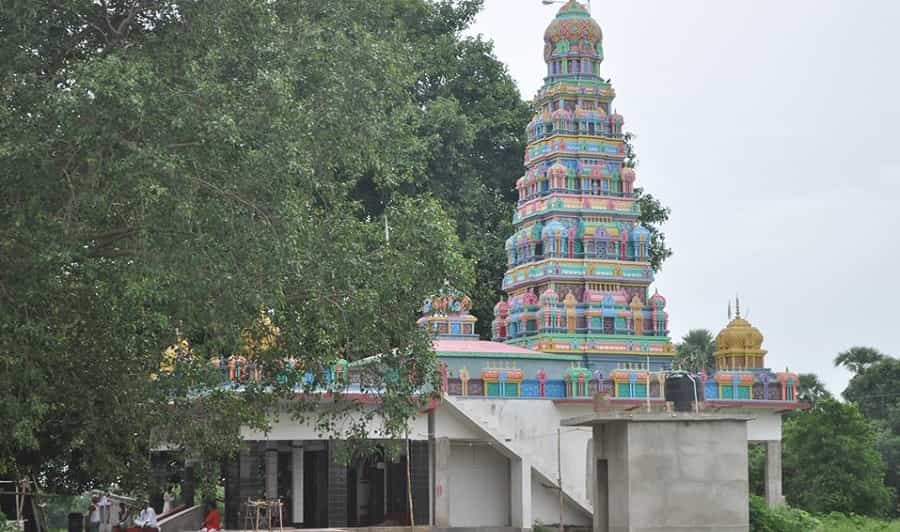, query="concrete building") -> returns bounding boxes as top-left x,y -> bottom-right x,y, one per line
565,413 -> 752,532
